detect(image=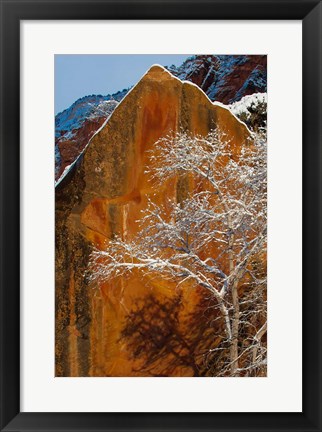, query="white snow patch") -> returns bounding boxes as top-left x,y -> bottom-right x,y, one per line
228,92 -> 267,118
